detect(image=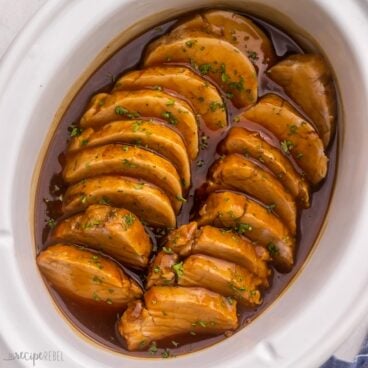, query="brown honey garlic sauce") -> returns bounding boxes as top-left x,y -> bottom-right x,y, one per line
34,9 -> 337,358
